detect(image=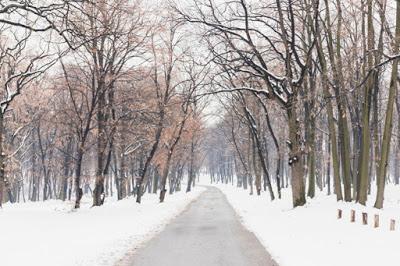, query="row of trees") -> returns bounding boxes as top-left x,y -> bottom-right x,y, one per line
2,0 -> 400,211
0,1 -> 207,208
186,0 -> 400,208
